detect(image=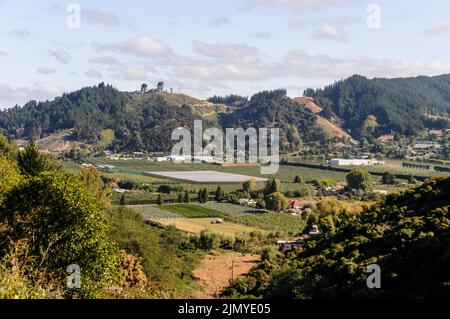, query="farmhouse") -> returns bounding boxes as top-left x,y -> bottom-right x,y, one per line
329,158 -> 385,166
288,199 -> 302,210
